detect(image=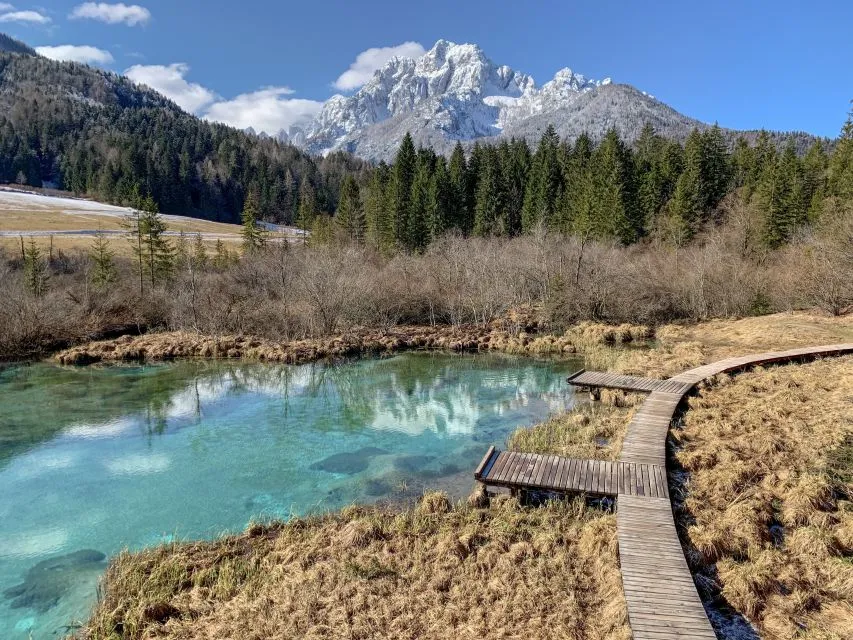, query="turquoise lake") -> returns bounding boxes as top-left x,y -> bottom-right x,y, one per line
0,352 -> 580,638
